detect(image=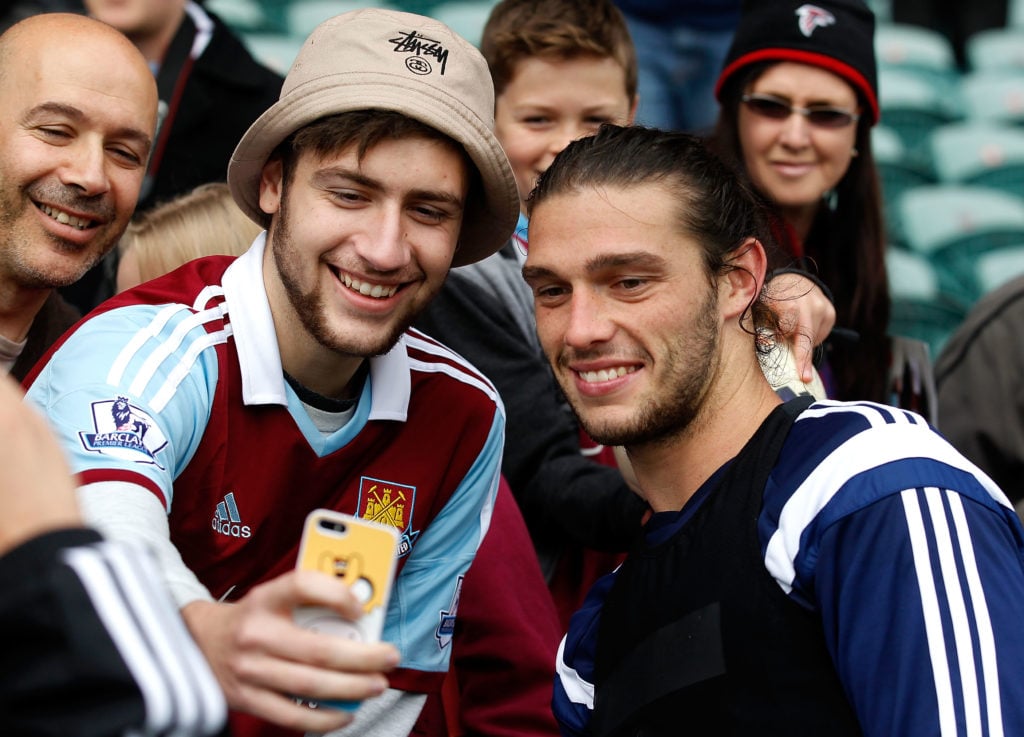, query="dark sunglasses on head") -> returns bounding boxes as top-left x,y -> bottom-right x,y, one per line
741,93 -> 860,129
